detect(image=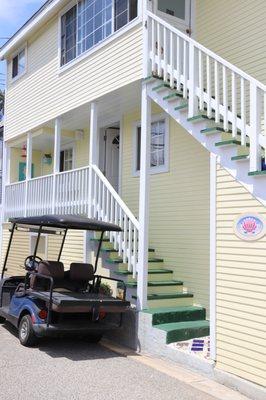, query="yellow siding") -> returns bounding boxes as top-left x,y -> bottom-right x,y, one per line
1,225 -> 84,275
216,164 -> 266,387
5,17 -> 143,141
195,0 -> 266,84
122,106 -> 210,310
